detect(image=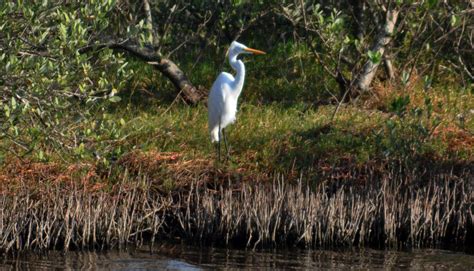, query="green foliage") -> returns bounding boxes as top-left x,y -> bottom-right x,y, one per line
368,50 -> 382,64
427,0 -> 439,8
389,95 -> 410,117
380,93 -> 444,160
0,1 -> 134,161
